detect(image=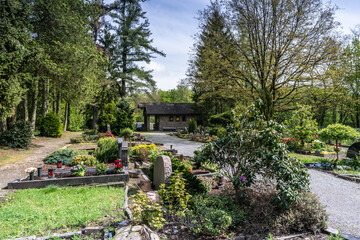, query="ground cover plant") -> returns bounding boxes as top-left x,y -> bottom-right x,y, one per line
44,149 -> 89,166
0,186 -> 125,239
